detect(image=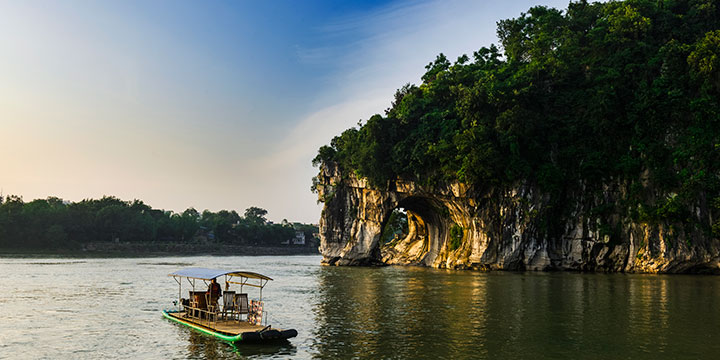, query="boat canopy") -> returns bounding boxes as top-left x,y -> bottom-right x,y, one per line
227,271 -> 273,281
169,267 -> 273,281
